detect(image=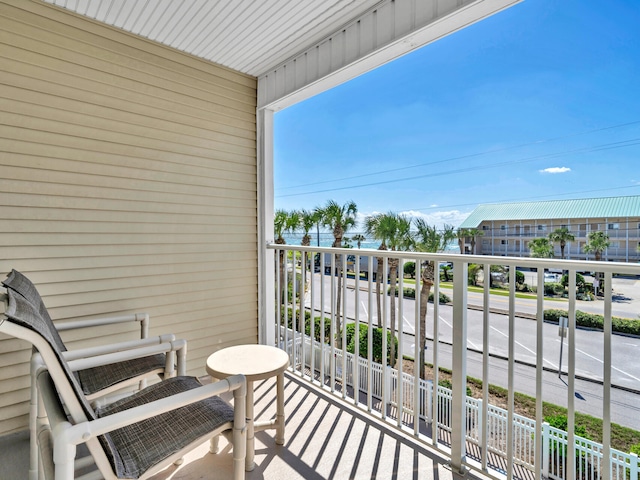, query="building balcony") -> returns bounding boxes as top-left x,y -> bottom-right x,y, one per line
2,246 -> 640,480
